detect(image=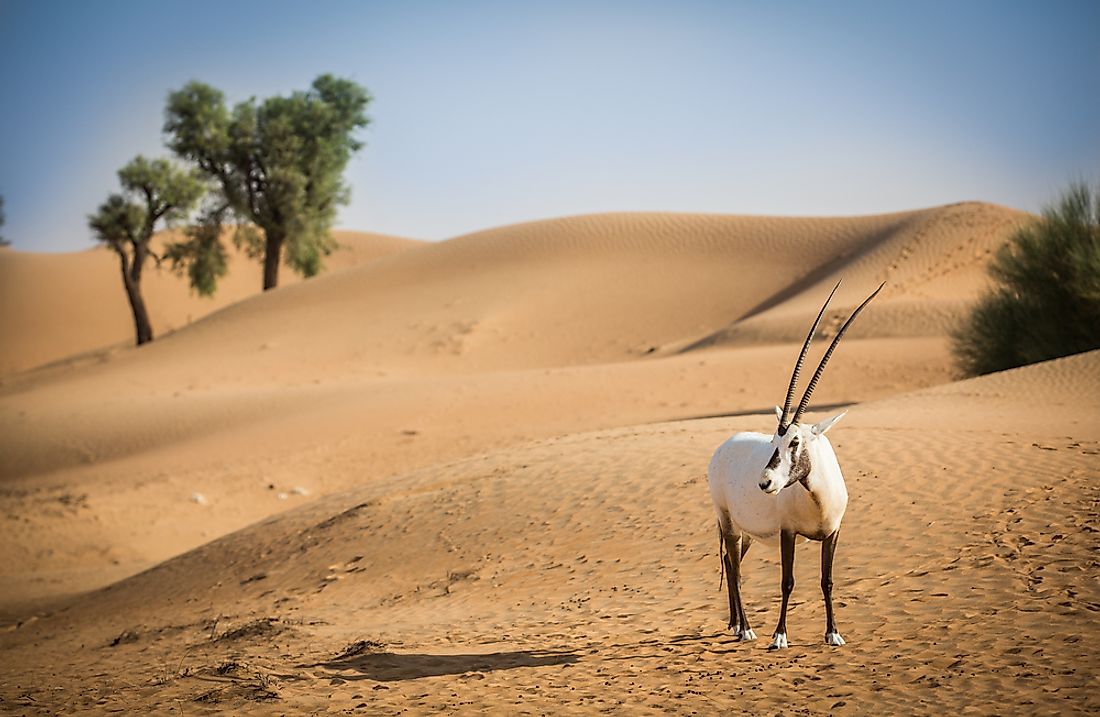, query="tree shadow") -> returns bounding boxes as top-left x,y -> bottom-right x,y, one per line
318,648 -> 580,682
